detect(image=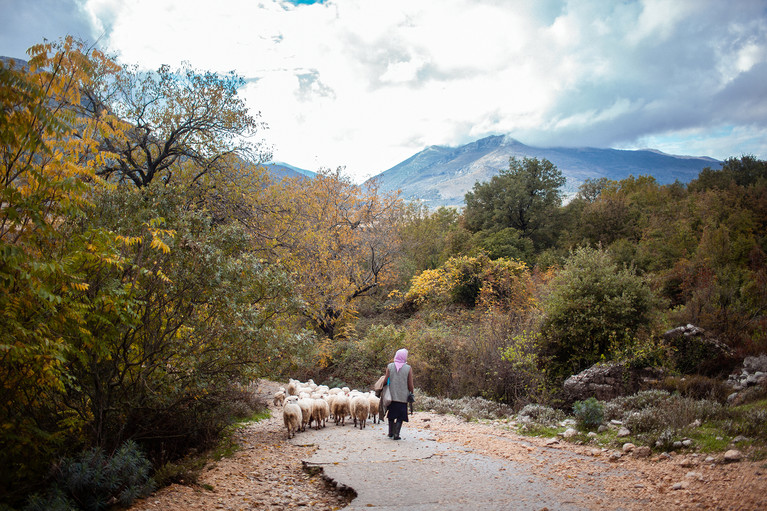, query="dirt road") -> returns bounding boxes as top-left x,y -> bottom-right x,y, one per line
131,381 -> 767,510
